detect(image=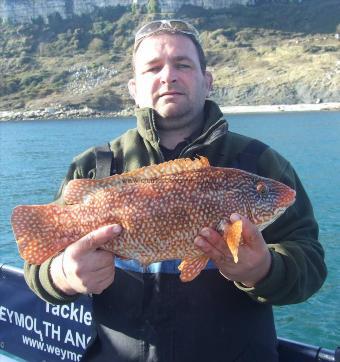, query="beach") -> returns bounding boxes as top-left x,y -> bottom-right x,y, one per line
220,102 -> 340,114
1,102 -> 340,122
